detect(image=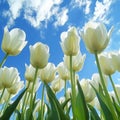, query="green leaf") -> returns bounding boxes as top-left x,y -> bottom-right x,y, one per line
91,85 -> 114,120
112,97 -> 120,118
74,80 -> 89,120
61,98 -> 71,109
0,89 -> 26,120
45,83 -> 70,120
88,104 -> 101,120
